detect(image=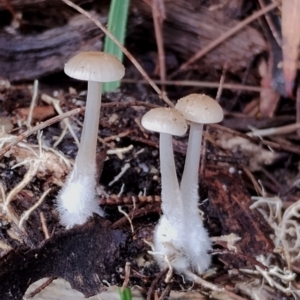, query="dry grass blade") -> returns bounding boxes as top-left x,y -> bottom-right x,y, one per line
282,0 -> 300,96
151,0 -> 166,92
122,78 -> 265,92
